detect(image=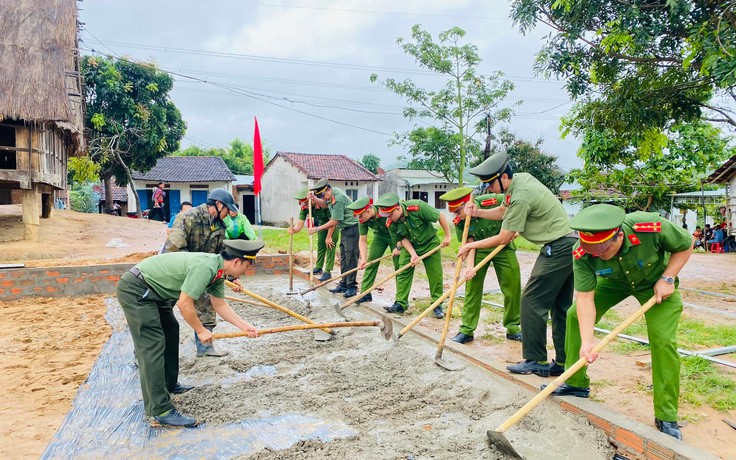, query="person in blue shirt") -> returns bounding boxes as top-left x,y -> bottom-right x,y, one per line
167,202 -> 193,234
